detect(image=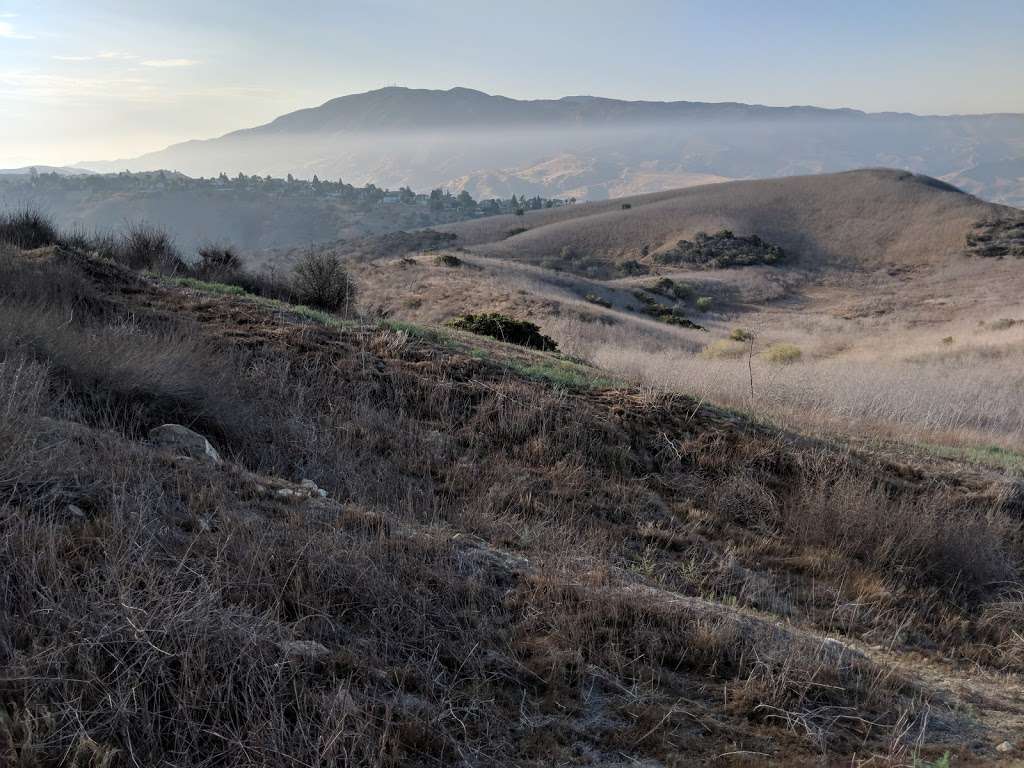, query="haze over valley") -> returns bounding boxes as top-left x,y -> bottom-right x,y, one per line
74,86 -> 1024,205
